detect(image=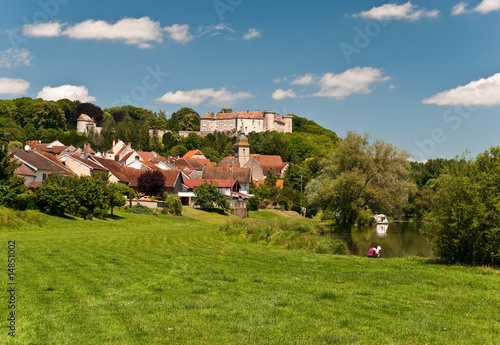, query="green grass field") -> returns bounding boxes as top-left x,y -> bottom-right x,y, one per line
0,207 -> 499,344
